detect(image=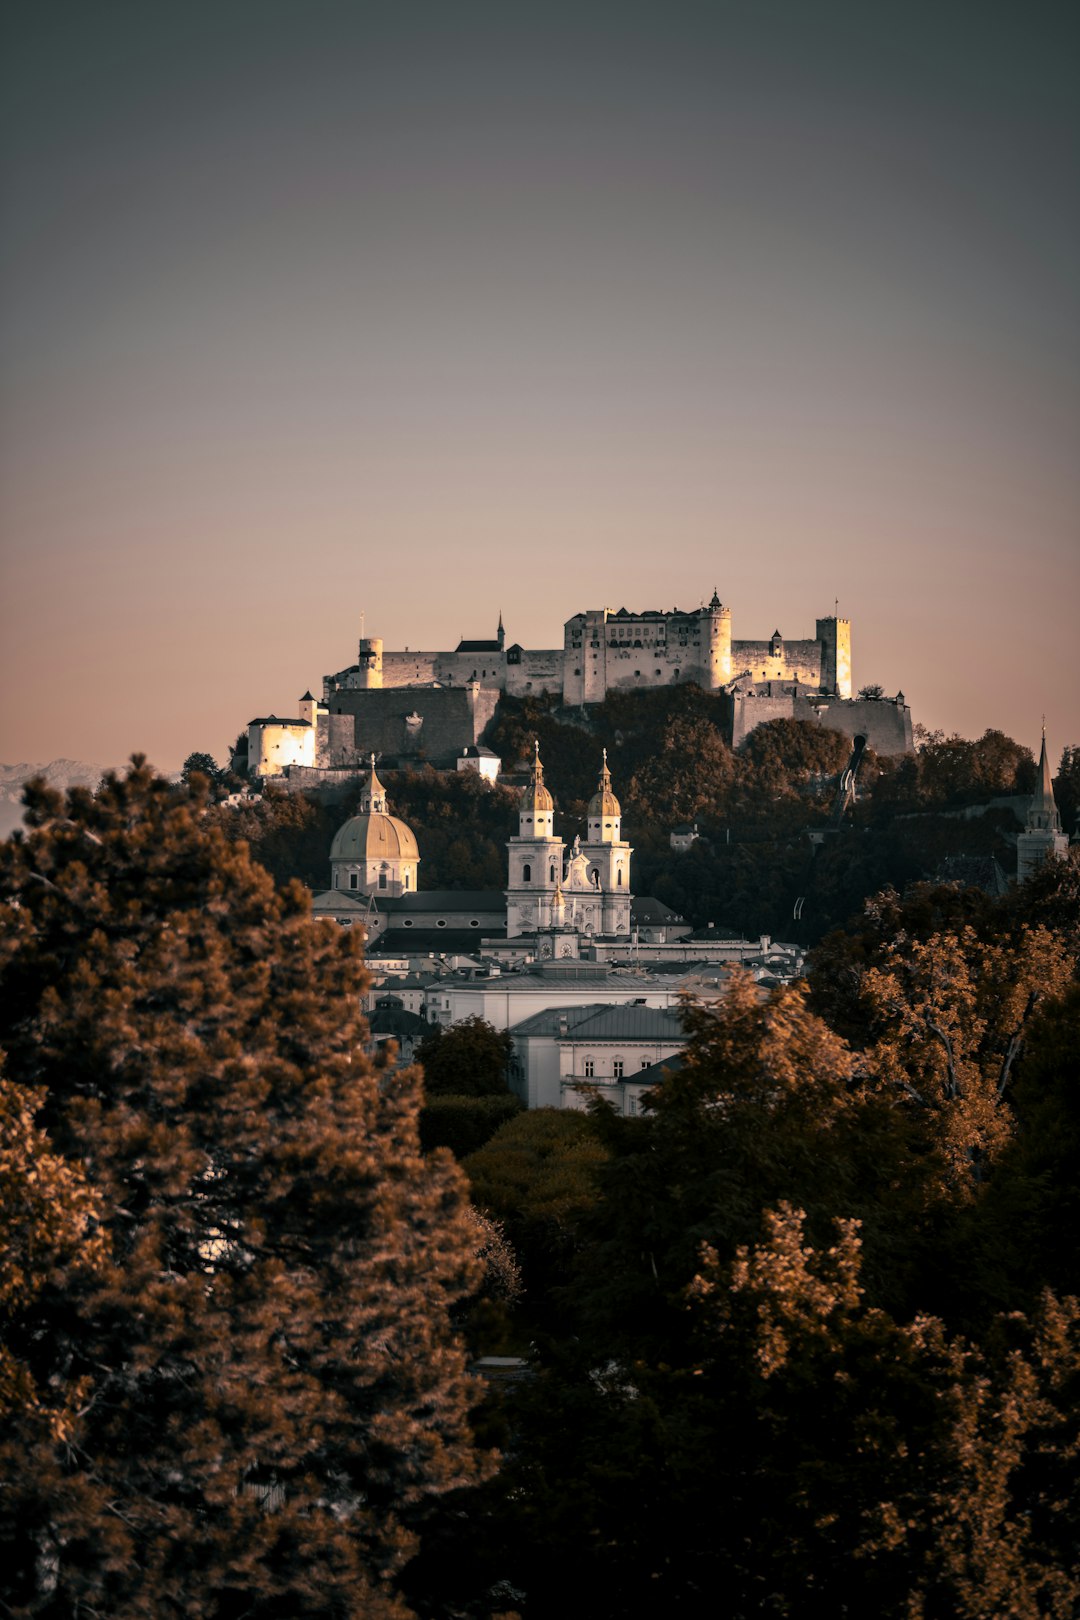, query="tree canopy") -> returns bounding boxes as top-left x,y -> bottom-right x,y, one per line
416,1016 -> 514,1099
0,760 -> 489,1619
